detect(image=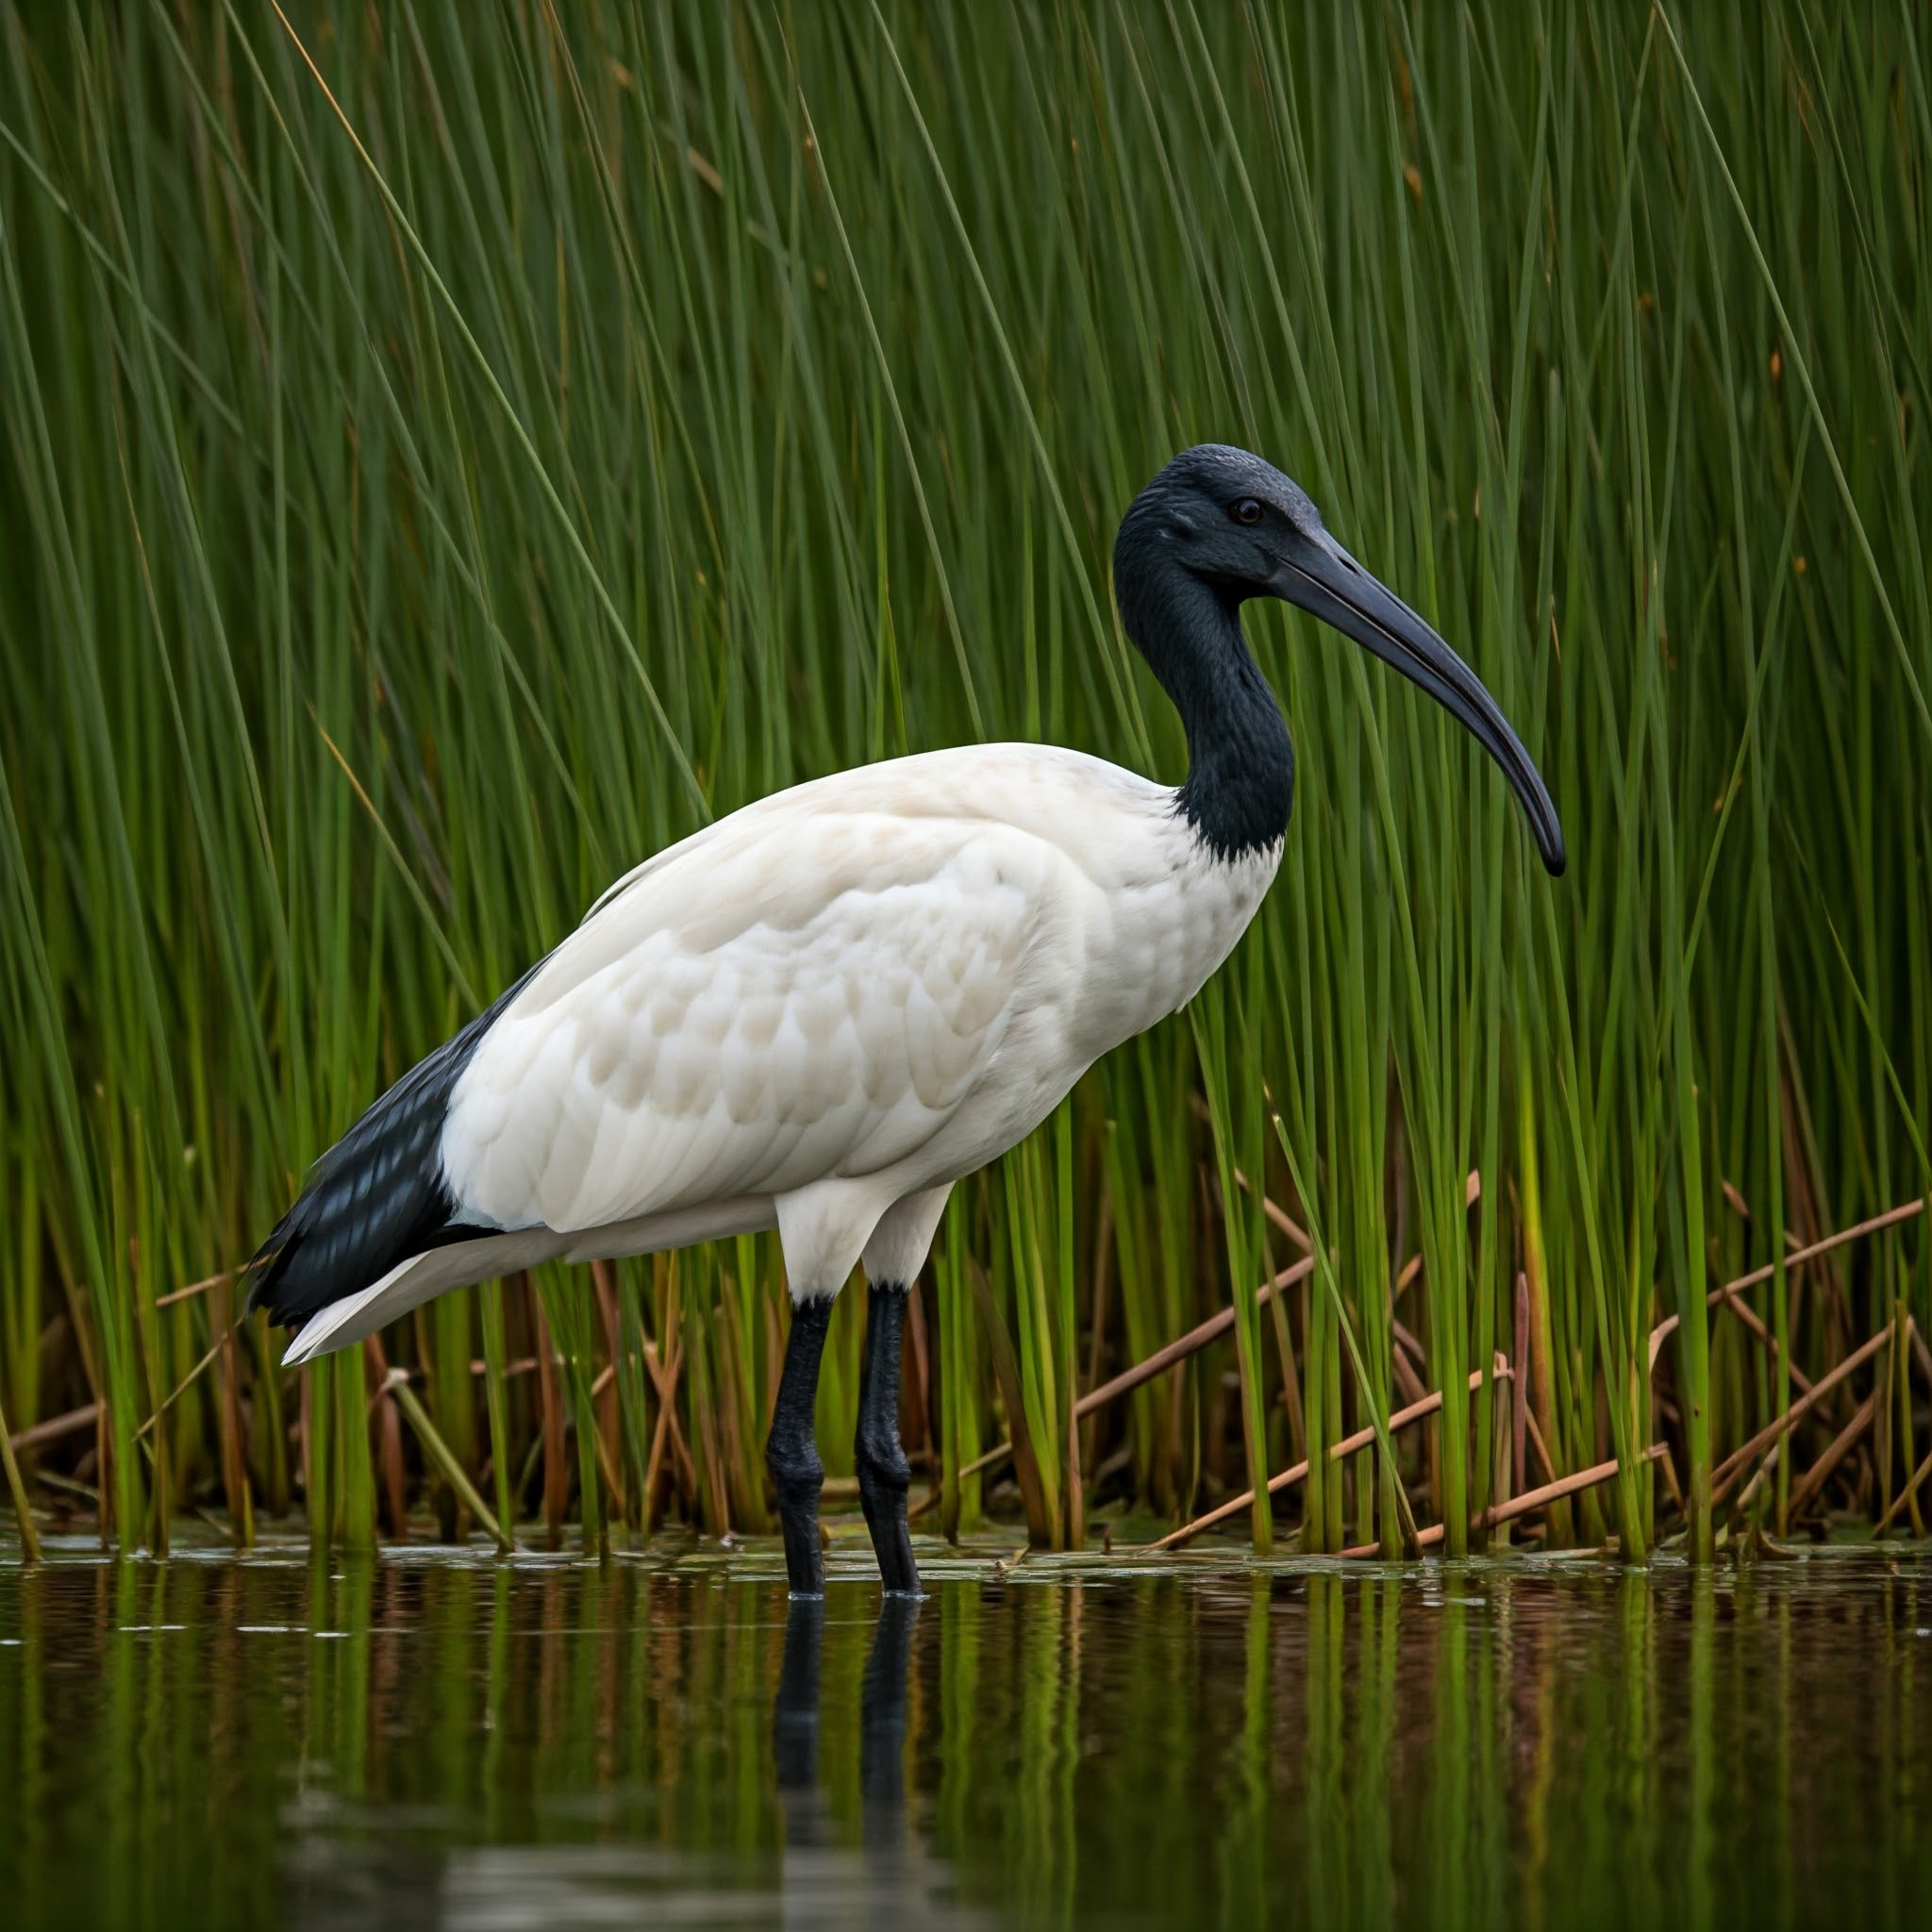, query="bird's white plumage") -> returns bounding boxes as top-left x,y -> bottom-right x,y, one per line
286,743 -> 1276,1362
